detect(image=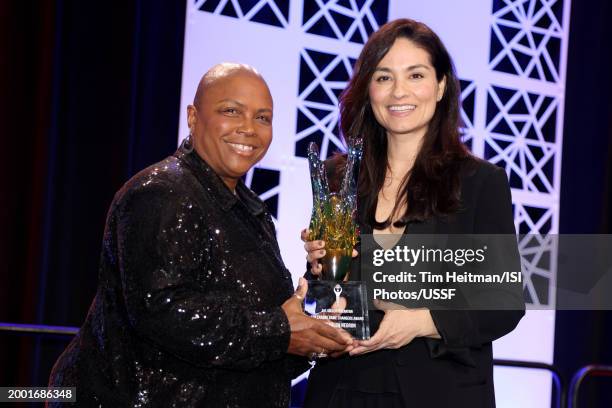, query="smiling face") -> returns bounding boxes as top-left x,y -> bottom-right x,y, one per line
187,70 -> 273,190
368,37 -> 446,143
